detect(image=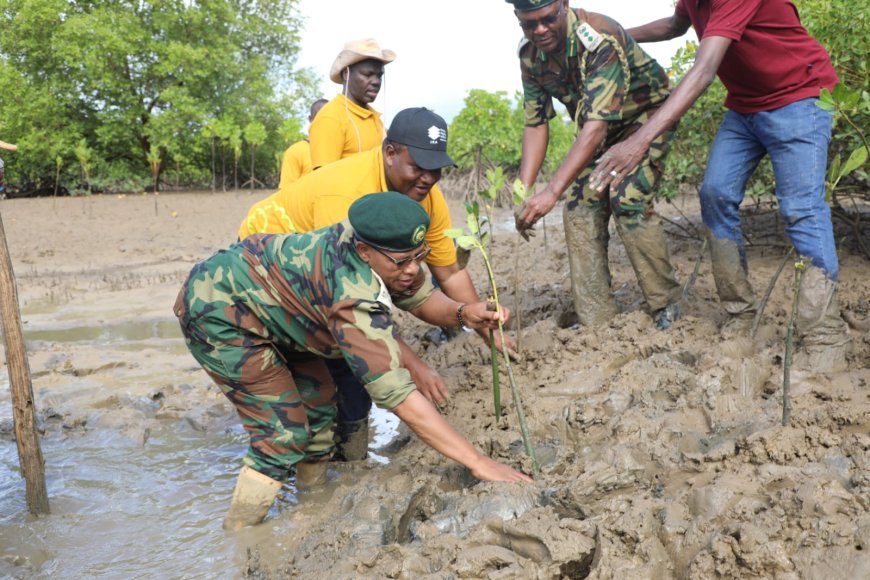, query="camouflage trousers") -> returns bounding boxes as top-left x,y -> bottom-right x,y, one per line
175,296 -> 337,482
566,109 -> 675,222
